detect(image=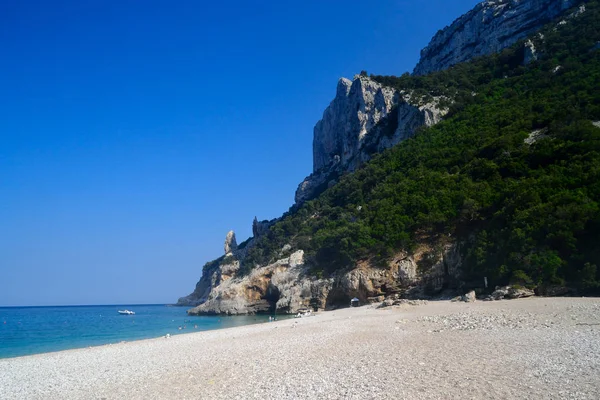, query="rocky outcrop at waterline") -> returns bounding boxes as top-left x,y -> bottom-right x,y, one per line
177,0 -> 592,314
181,232 -> 464,315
